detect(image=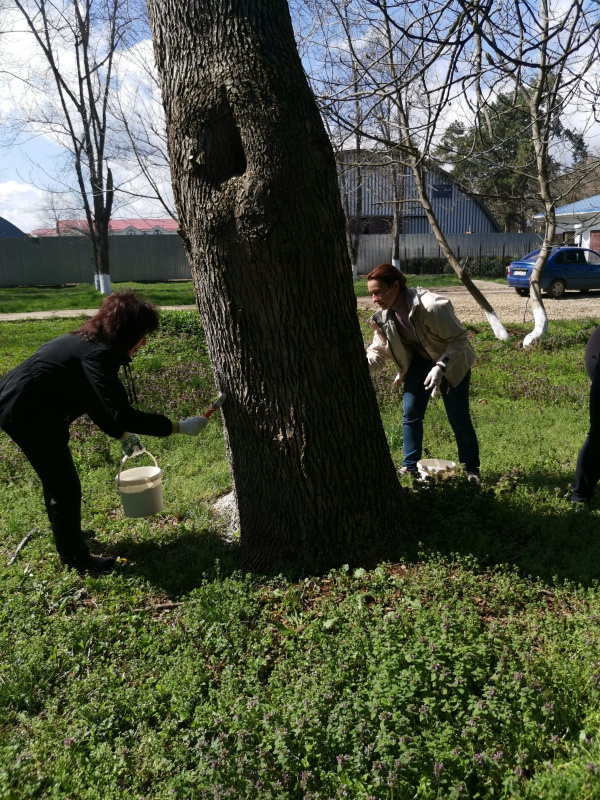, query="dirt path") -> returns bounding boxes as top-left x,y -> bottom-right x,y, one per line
0,305 -> 194,323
